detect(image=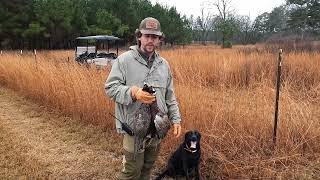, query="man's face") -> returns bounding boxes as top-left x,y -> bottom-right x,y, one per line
139,34 -> 160,55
